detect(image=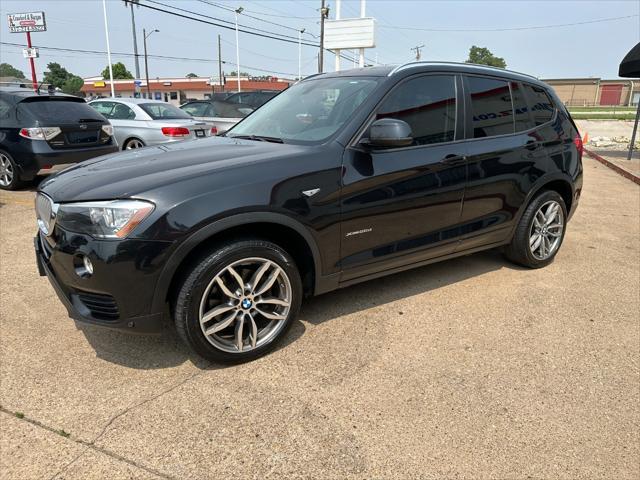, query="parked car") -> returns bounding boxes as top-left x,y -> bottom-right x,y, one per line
223,90 -> 280,109
88,98 -> 216,150
179,100 -> 252,133
35,62 -> 583,363
0,87 -> 117,190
